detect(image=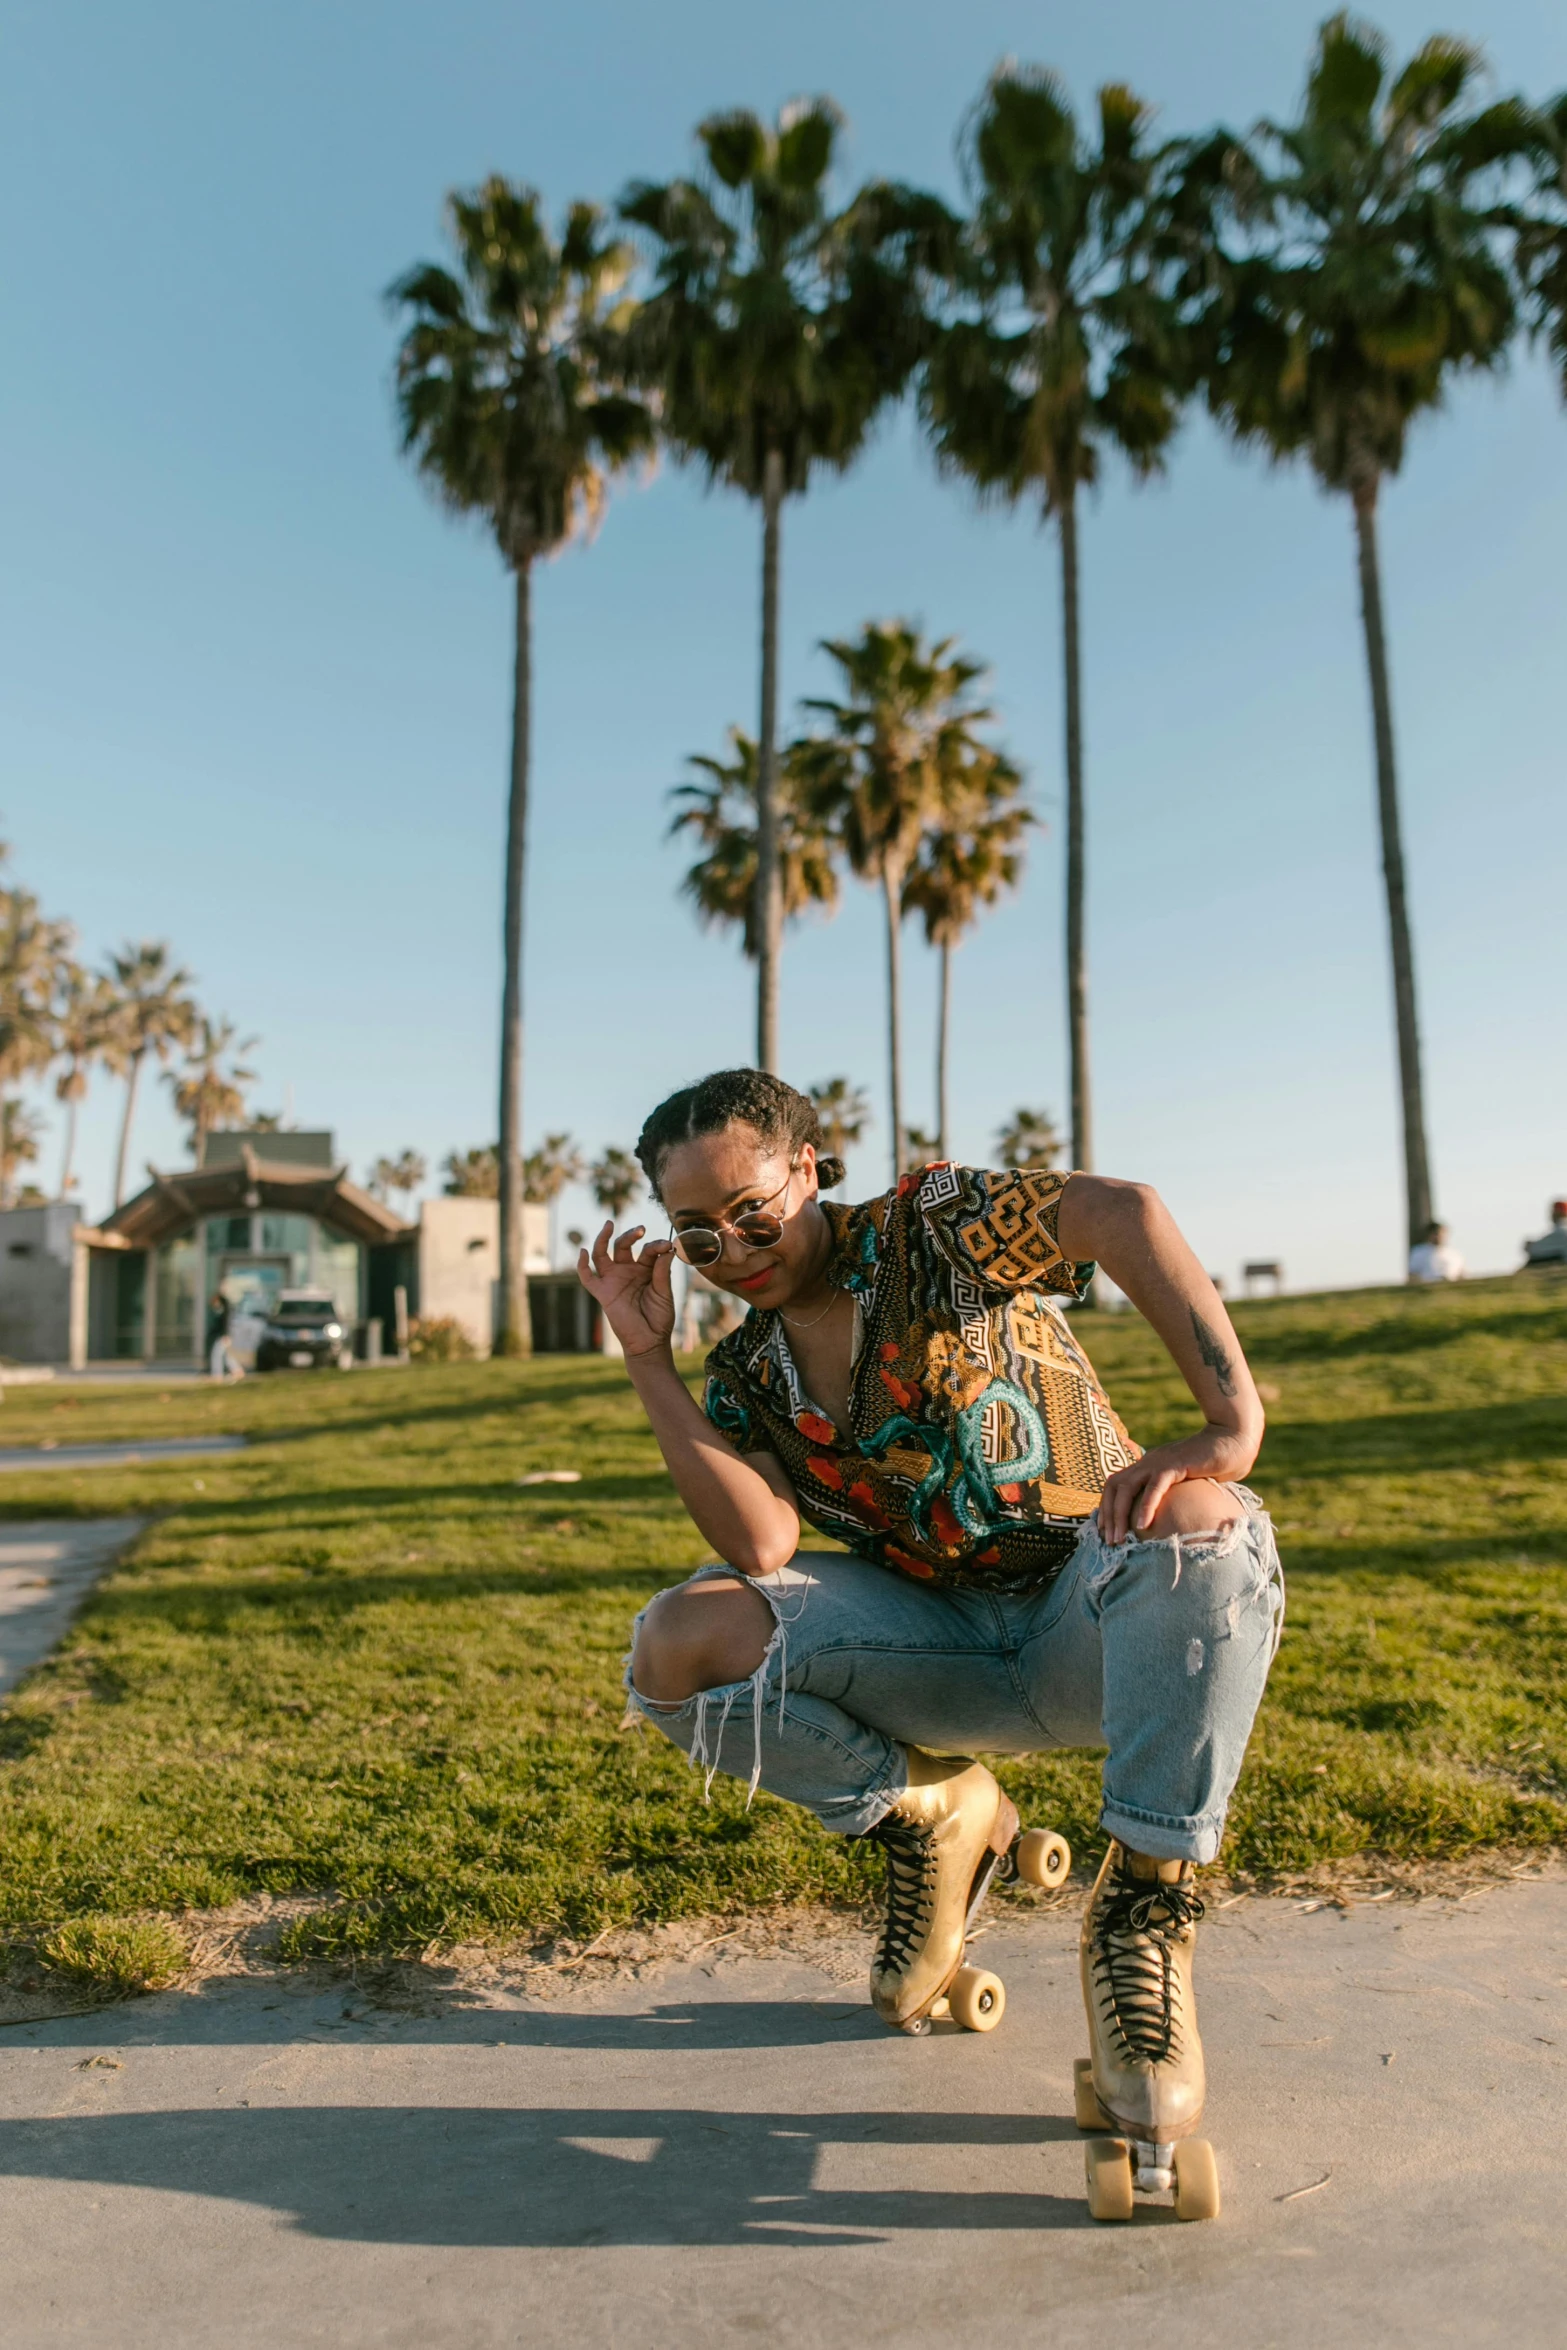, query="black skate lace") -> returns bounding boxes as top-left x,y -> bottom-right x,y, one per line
1091,1869 -> 1206,2065
866,1815 -> 938,1974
